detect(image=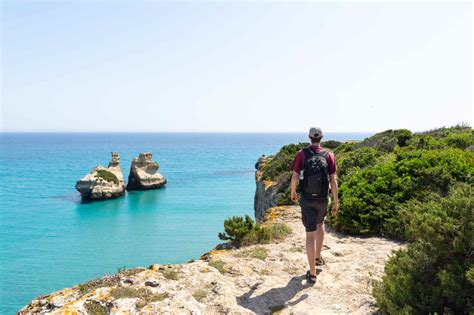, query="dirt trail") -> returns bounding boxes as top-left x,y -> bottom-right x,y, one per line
20,206 -> 402,314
